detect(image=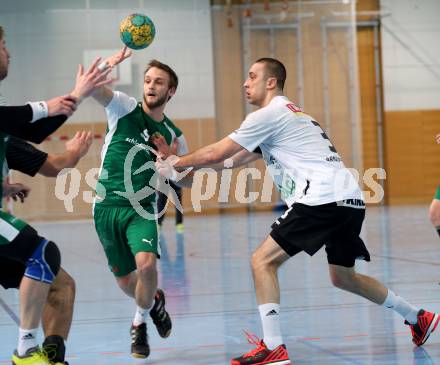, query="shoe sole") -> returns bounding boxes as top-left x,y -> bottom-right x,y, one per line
420,313 -> 440,346
131,352 -> 149,359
